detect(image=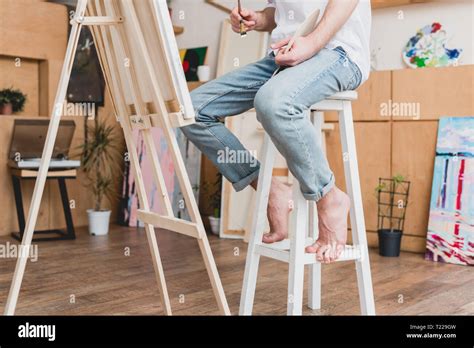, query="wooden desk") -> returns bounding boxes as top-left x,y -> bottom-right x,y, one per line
10,167 -> 77,242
